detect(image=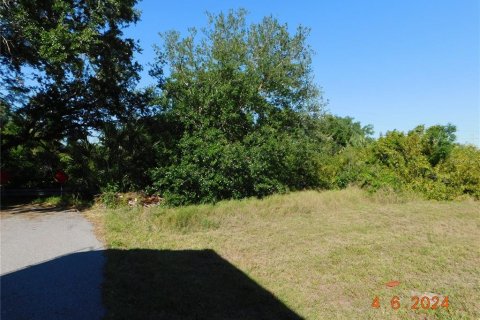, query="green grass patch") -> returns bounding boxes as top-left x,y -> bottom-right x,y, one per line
94,187 -> 480,319
32,195 -> 92,210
